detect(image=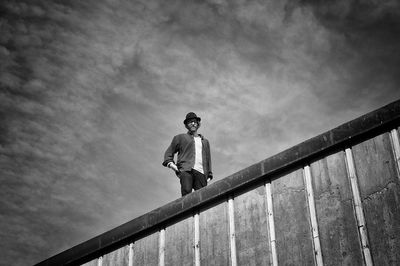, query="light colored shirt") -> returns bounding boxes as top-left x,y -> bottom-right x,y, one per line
193,136 -> 203,173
